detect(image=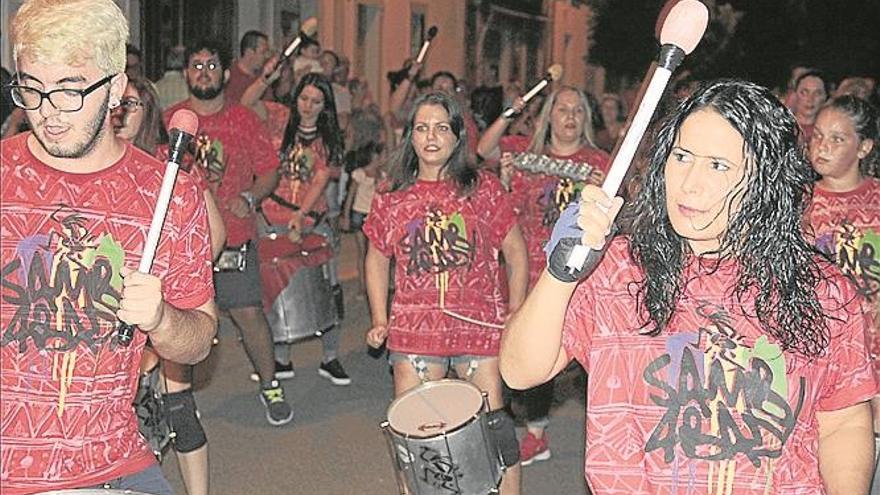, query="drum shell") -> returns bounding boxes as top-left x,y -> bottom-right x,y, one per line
384,380 -> 502,495
259,235 -> 337,343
